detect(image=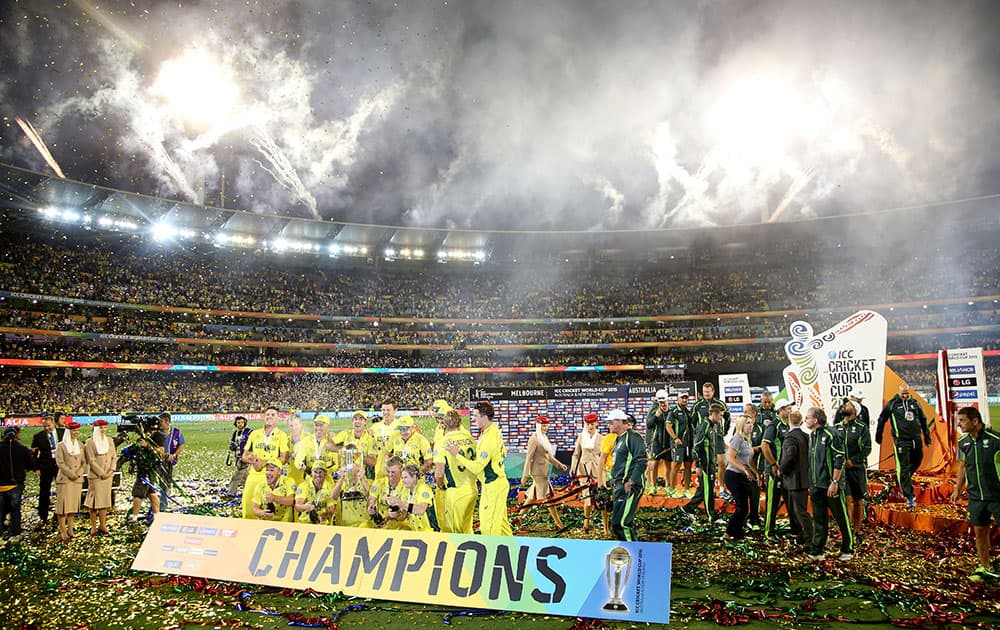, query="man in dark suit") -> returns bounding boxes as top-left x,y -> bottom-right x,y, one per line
778,409 -> 812,550
30,415 -> 60,528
